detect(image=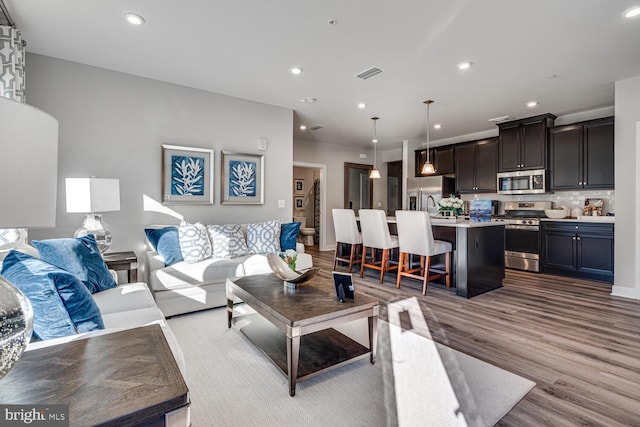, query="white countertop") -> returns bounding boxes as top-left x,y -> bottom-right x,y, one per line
541,216 -> 615,223
385,216 -> 505,228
